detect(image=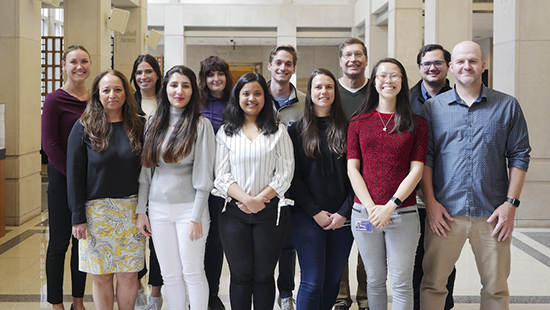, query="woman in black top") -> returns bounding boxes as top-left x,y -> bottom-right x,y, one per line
67,69 -> 145,310
287,68 -> 354,310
